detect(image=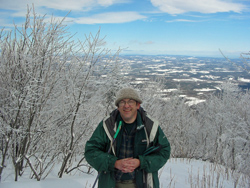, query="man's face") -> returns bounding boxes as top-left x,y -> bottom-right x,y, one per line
118,99 -> 140,124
